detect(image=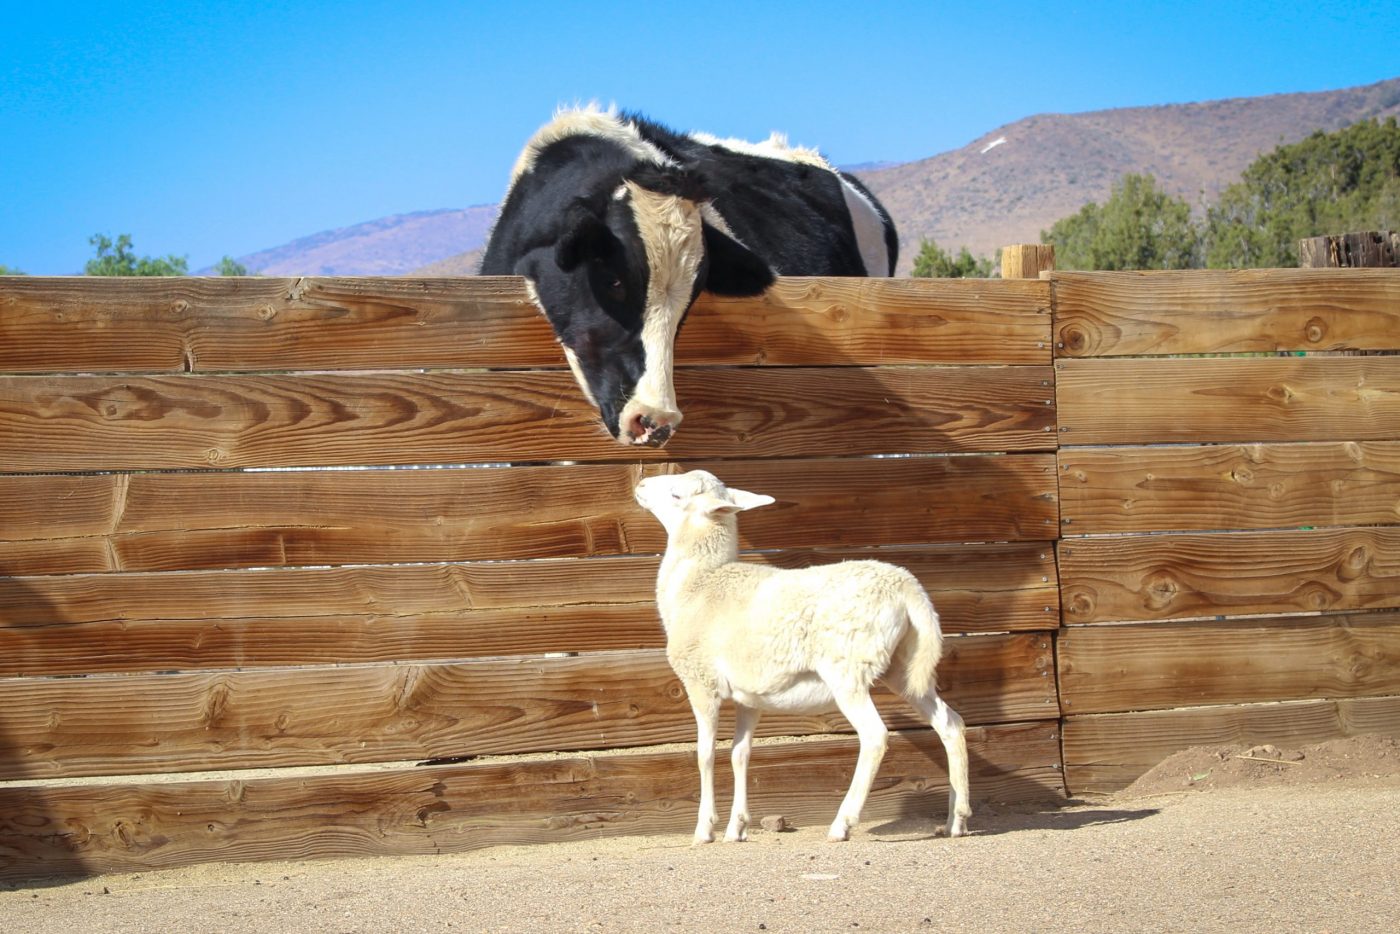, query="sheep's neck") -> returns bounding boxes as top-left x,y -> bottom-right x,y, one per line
657,517 -> 739,614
